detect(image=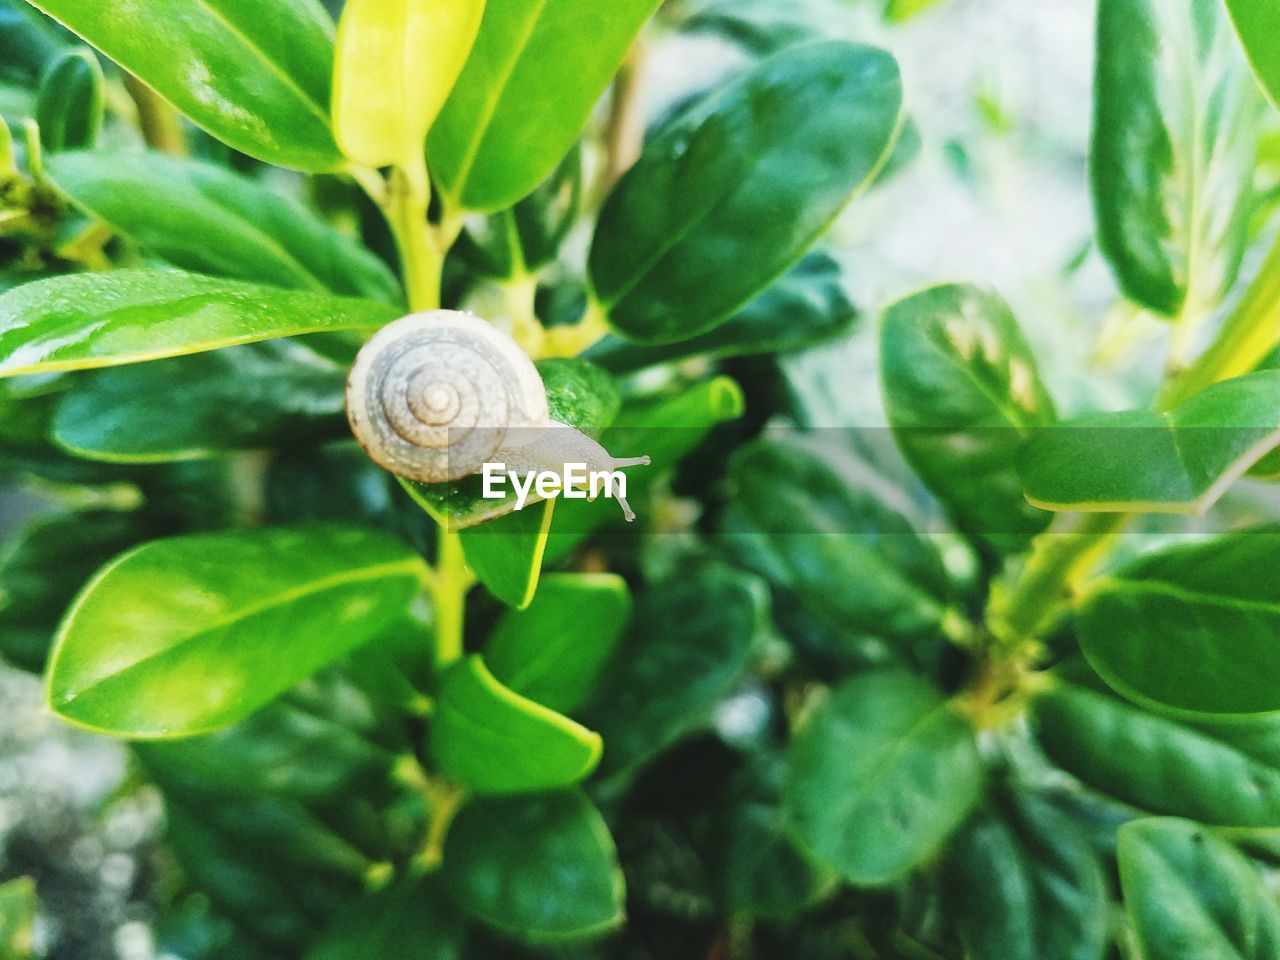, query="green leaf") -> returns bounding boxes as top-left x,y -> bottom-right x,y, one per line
885,0 -> 948,21
0,877 -> 35,960
943,792 -> 1109,960
1093,0 -> 1257,317
724,436 -> 954,640
485,572 -> 630,714
1021,370 -> 1280,514
784,670 -> 983,885
1119,818 -> 1280,960
881,284 -> 1055,545
44,151 -> 400,300
0,1 -> 66,85
27,0 -> 343,171
589,41 -> 902,345
398,357 -> 622,530
1227,0 -> 1280,119
307,876 -> 464,960
460,499 -> 554,609
332,0 -> 484,168
46,524 -> 427,738
1031,677 -> 1280,826
1073,527 -> 1280,716
442,790 -> 624,943
584,564 -> 765,778
0,269 -> 398,377
51,341 -> 347,462
430,654 -> 602,795
429,0 -> 660,212
679,0 -> 825,55
0,508 -> 143,672
586,252 -> 858,373
35,48 -> 101,152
